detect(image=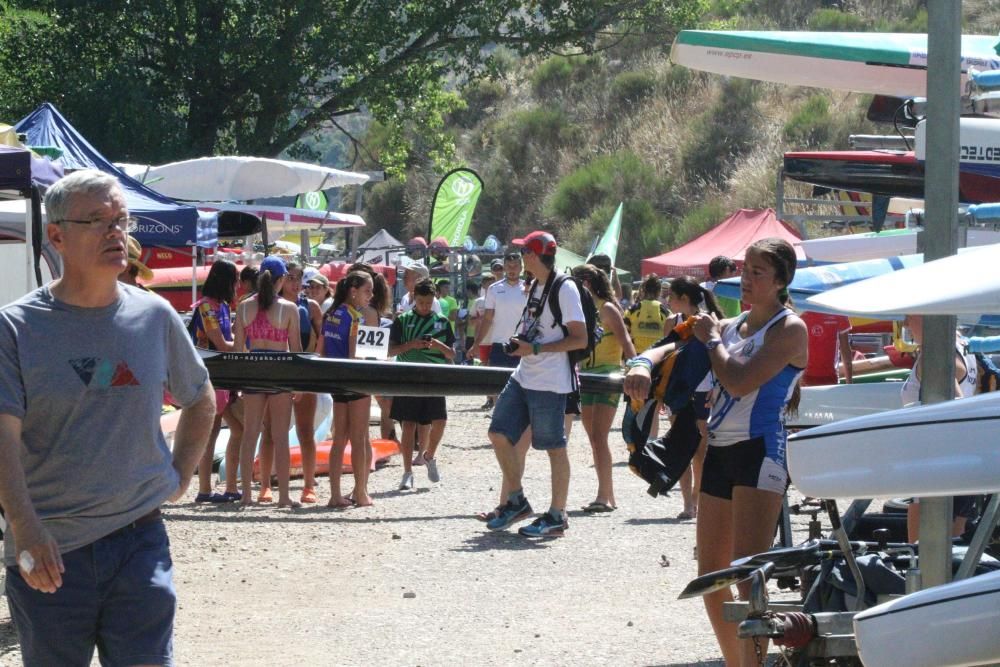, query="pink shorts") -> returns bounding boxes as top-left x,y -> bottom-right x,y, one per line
215,389 -> 231,416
